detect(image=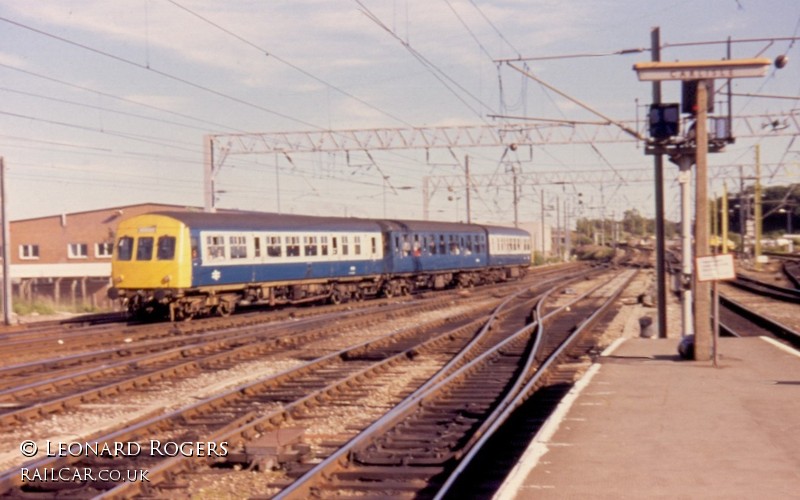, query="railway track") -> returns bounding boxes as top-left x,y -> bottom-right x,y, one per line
0,279 -> 541,427
275,269 -> 636,498
0,266 -> 618,498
